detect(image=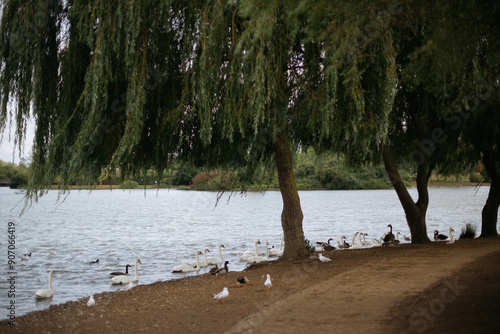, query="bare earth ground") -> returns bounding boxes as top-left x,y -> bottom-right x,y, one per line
2,236 -> 499,334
